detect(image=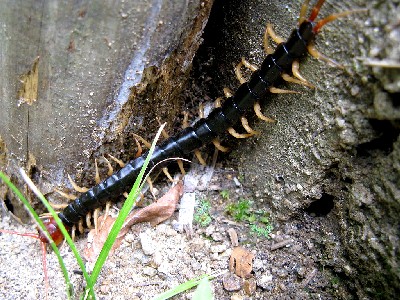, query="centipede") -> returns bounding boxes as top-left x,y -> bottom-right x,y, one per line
31,0 -> 362,246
